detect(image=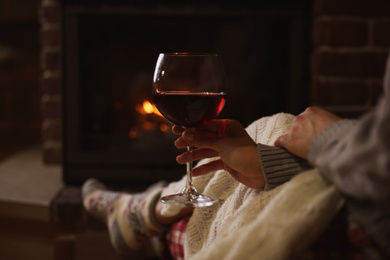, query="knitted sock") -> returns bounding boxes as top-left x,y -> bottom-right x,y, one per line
82,178 -> 169,254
